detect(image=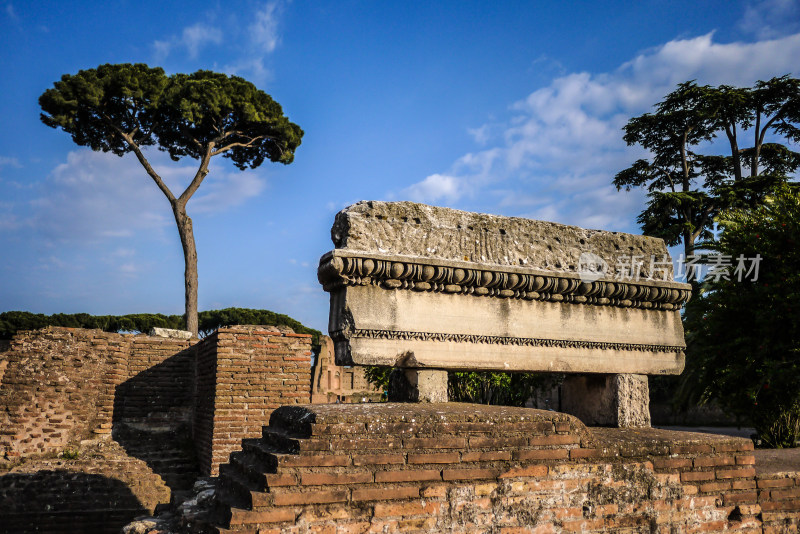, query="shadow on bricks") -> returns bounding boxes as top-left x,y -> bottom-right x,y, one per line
113,347 -> 200,495
0,470 -> 147,534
